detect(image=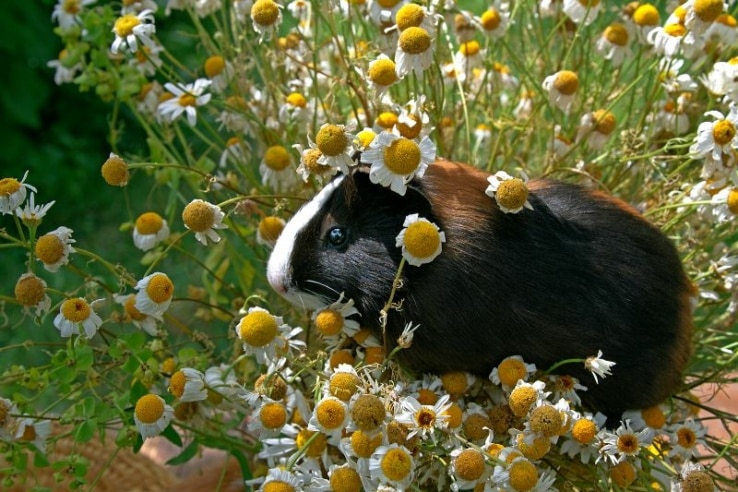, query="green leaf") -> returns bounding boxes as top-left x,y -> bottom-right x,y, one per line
160,424 -> 182,447
165,439 -> 199,466
74,346 -> 94,371
74,418 -> 97,443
